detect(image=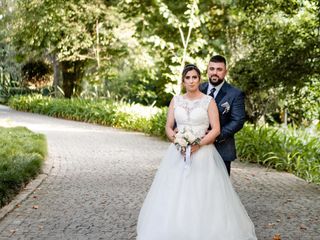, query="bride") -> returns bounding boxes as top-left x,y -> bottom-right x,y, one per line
136,64 -> 257,240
